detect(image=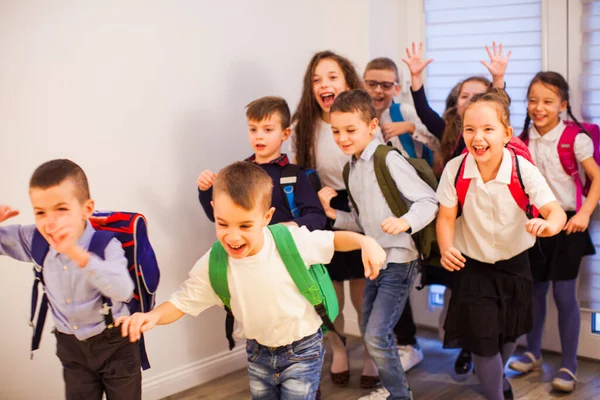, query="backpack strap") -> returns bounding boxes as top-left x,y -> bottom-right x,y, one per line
342,162 -> 359,215
454,155 -> 470,214
208,241 -> 235,350
88,231 -> 118,328
267,224 -> 345,344
558,124 -> 585,211
280,164 -> 301,218
373,145 -> 408,218
389,103 -> 417,159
